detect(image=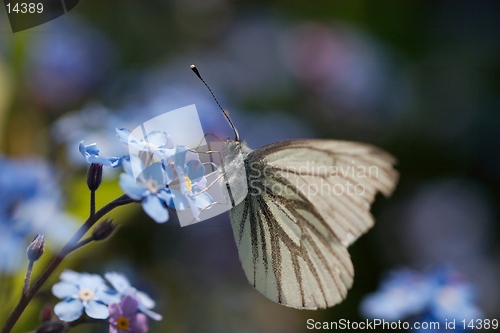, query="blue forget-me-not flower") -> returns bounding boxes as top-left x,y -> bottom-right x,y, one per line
116,128 -> 175,164
79,141 -> 122,168
105,272 -> 162,321
52,270 -> 119,322
119,154 -> 174,223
